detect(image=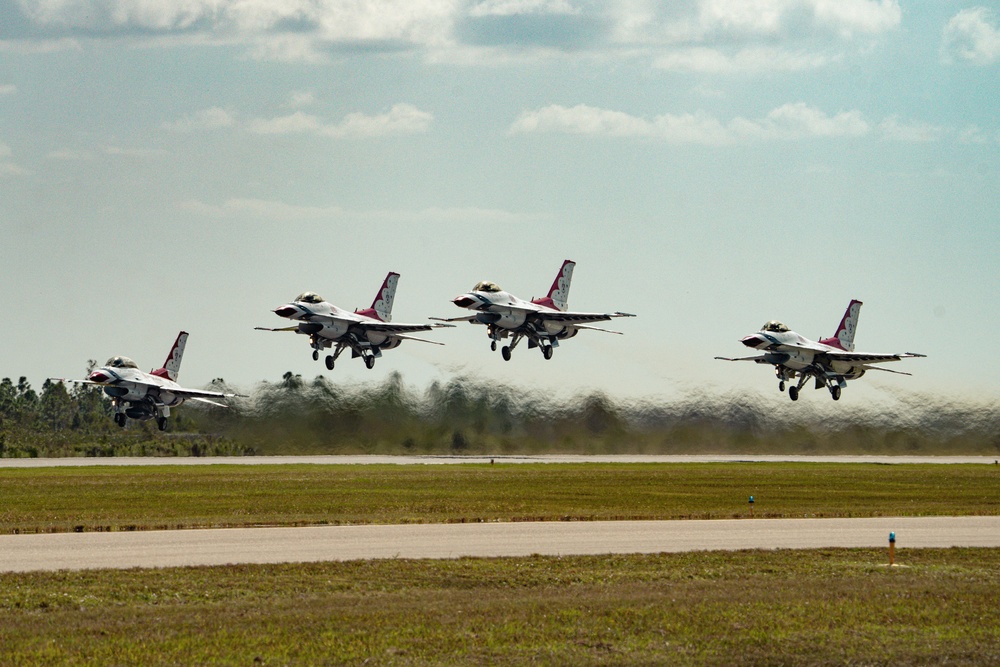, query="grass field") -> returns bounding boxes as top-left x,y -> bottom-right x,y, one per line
4,462 -> 998,664
2,548 -> 999,665
1,462 -> 999,534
